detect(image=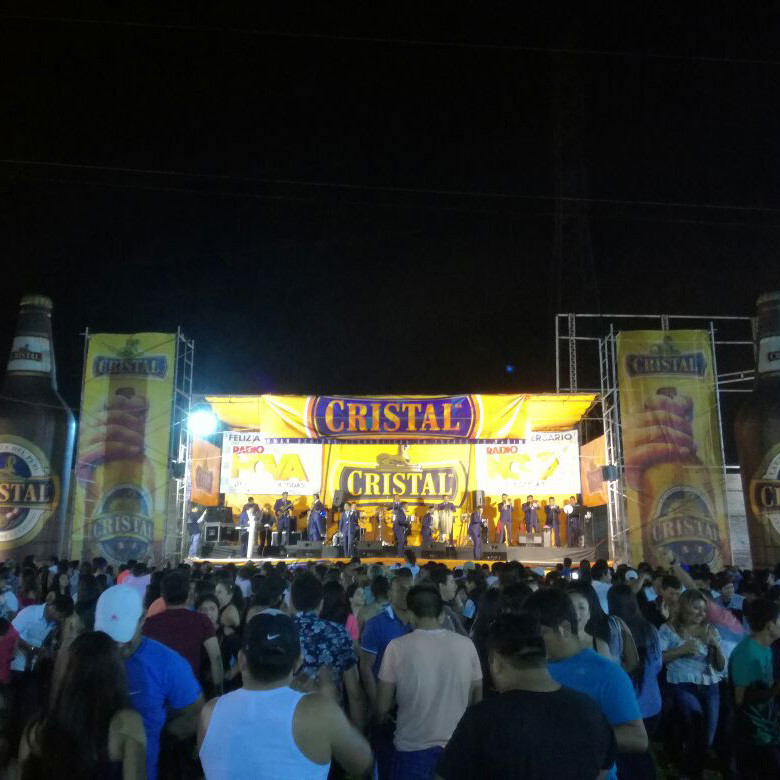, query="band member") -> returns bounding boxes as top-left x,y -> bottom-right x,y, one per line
496,493 -> 513,546
469,506 -> 486,559
390,498 -> 409,556
257,503 -> 274,556
307,493 -> 326,541
342,502 -> 360,557
187,502 -> 206,558
274,491 -> 293,518
237,504 -> 256,557
421,506 -> 434,547
436,500 -> 456,544
242,496 -> 260,515
274,492 -> 294,544
545,496 -> 561,547
522,494 -> 540,533
565,495 -> 582,547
